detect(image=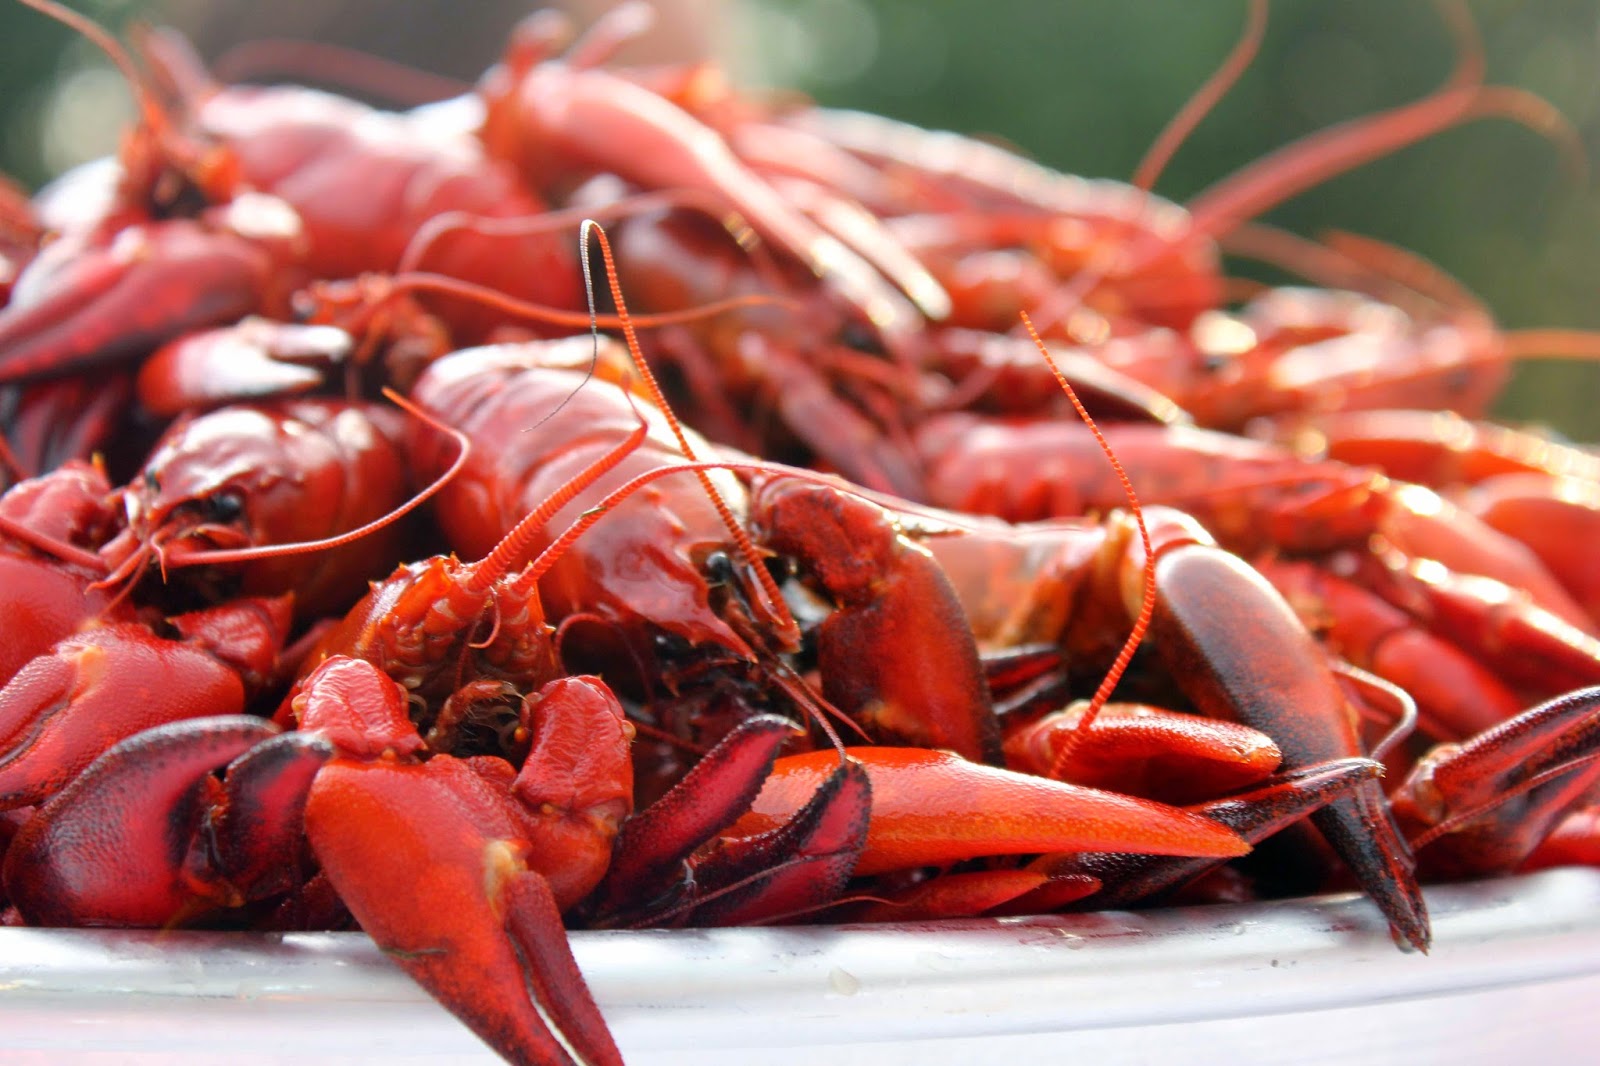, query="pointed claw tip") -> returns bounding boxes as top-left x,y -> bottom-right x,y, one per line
1394,922 -> 1432,955
1382,881 -> 1432,956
